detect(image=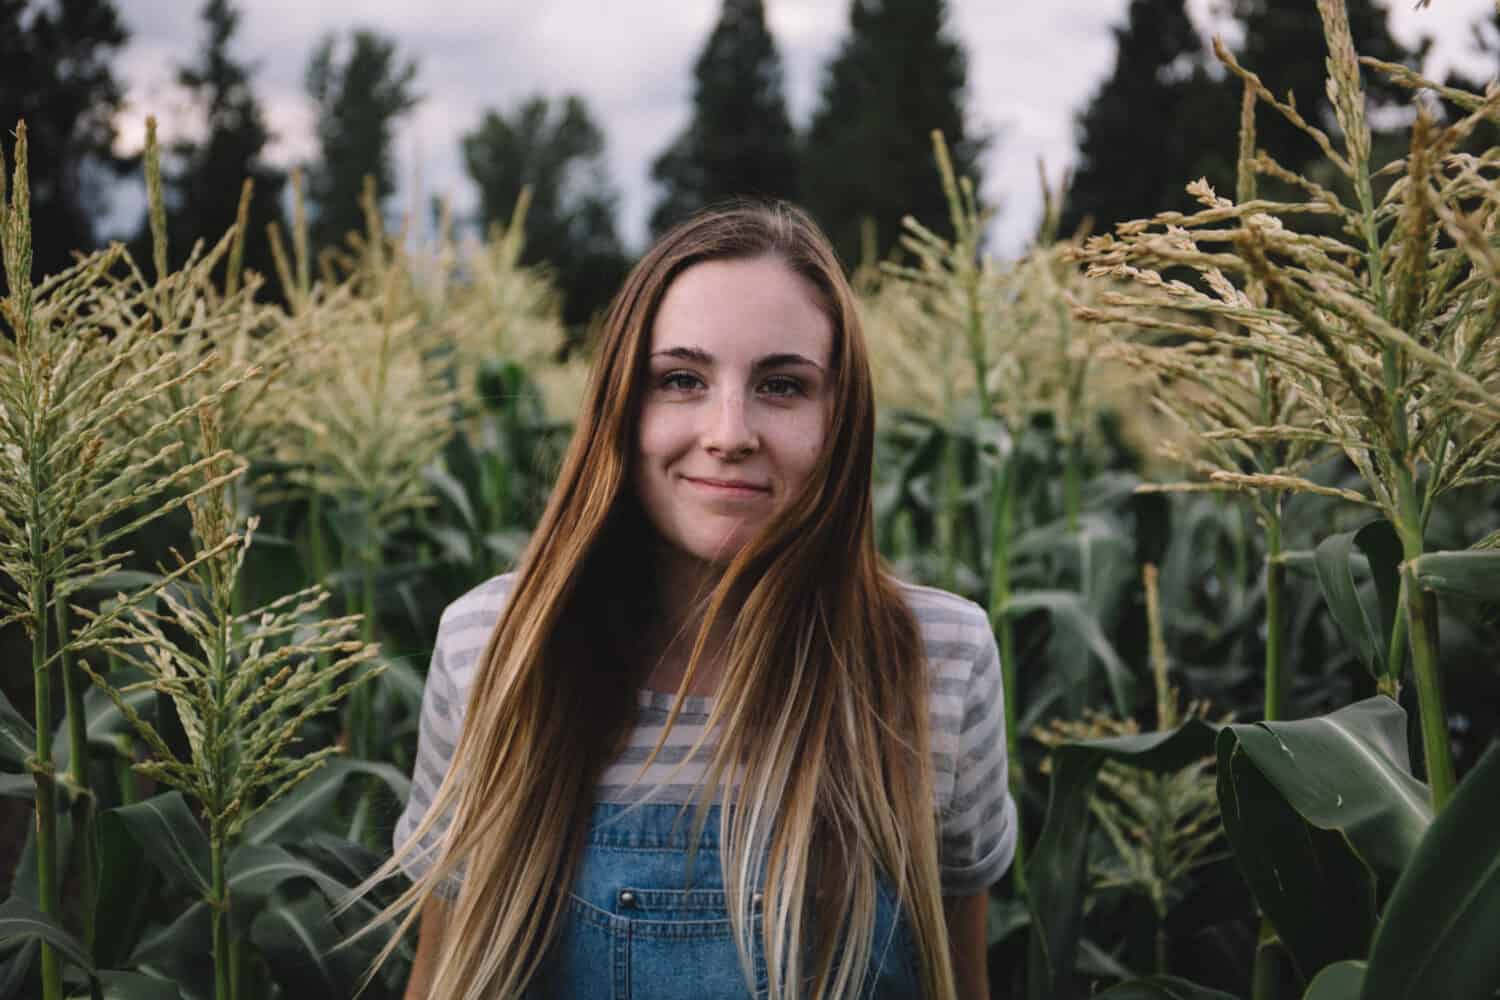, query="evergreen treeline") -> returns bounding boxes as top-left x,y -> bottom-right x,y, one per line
1061,0 -> 1428,237
3,0 -> 1495,323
